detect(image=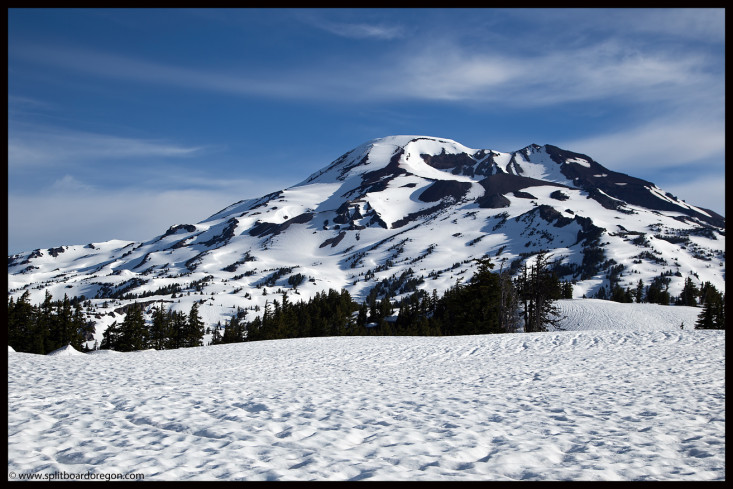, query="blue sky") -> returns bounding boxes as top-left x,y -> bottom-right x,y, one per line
8,8 -> 725,254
